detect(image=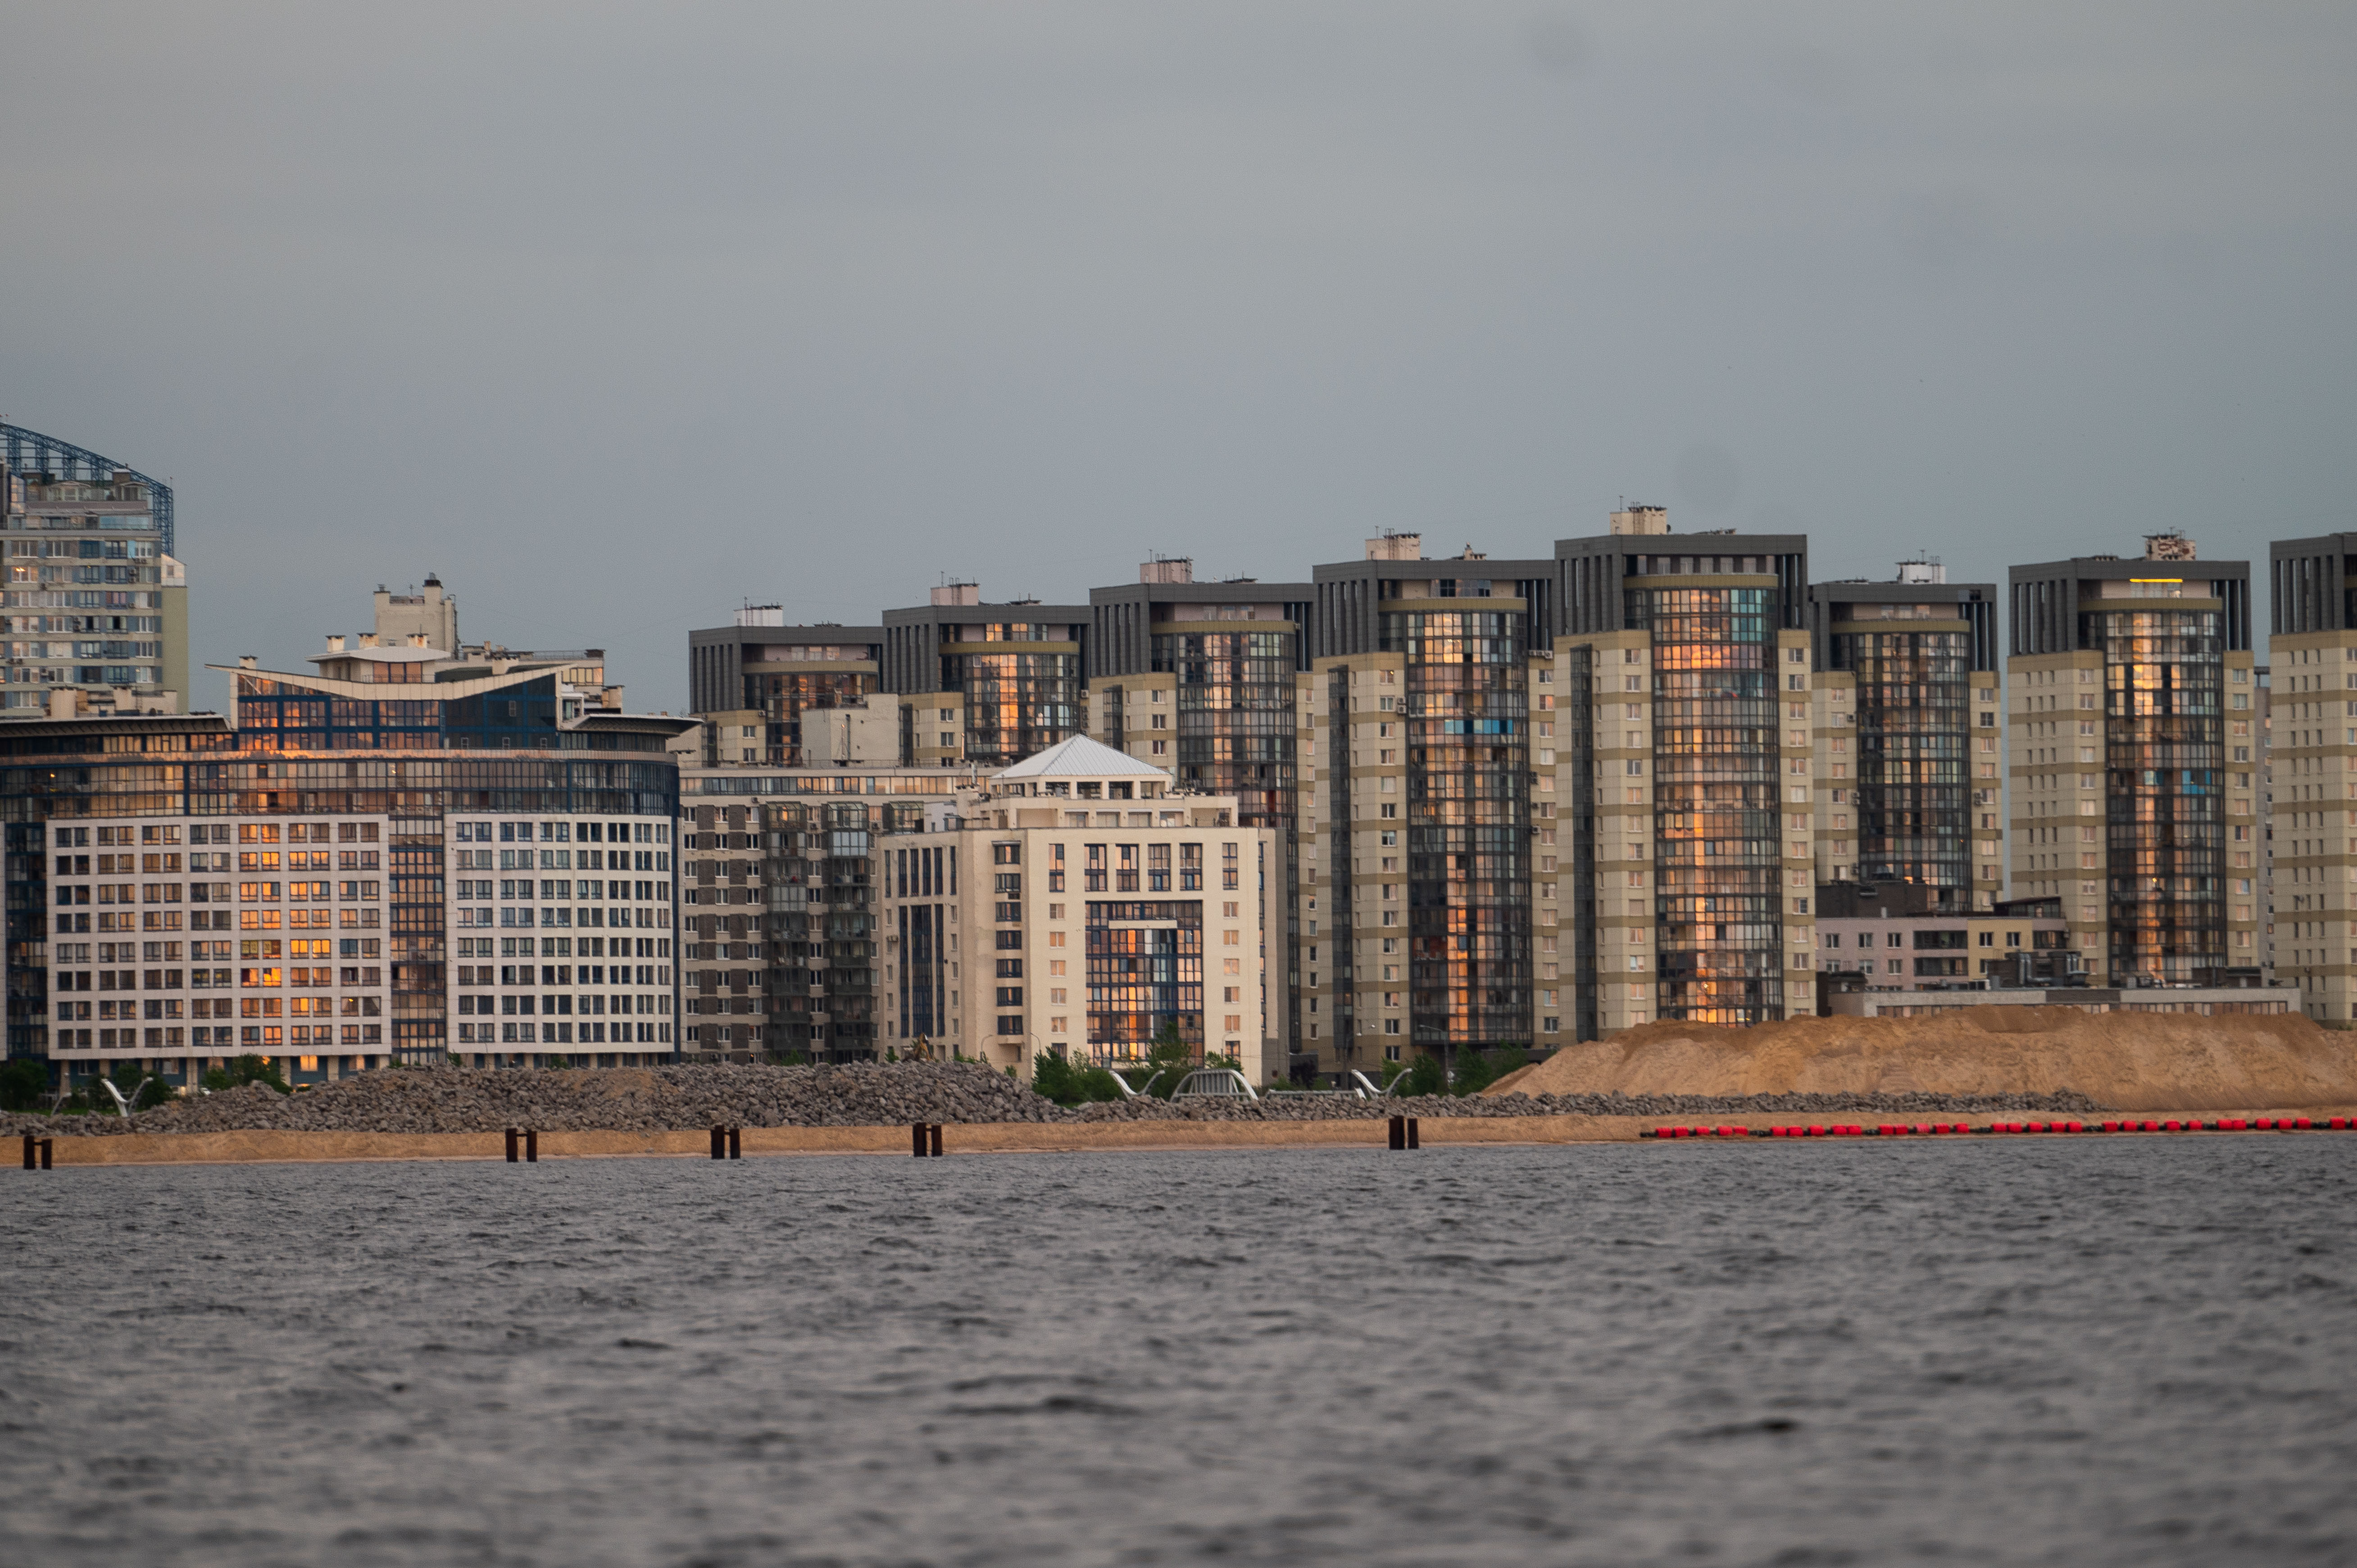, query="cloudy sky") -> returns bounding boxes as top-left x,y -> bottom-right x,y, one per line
5,3 -> 2353,711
